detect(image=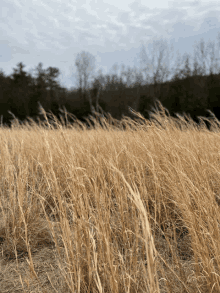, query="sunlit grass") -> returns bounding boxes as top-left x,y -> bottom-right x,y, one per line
0,101 -> 220,292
